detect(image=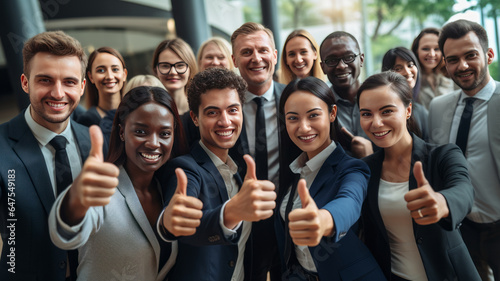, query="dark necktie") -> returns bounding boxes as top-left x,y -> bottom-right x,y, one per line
254,97 -> 268,180
455,98 -> 476,155
284,174 -> 301,266
50,136 -> 73,195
